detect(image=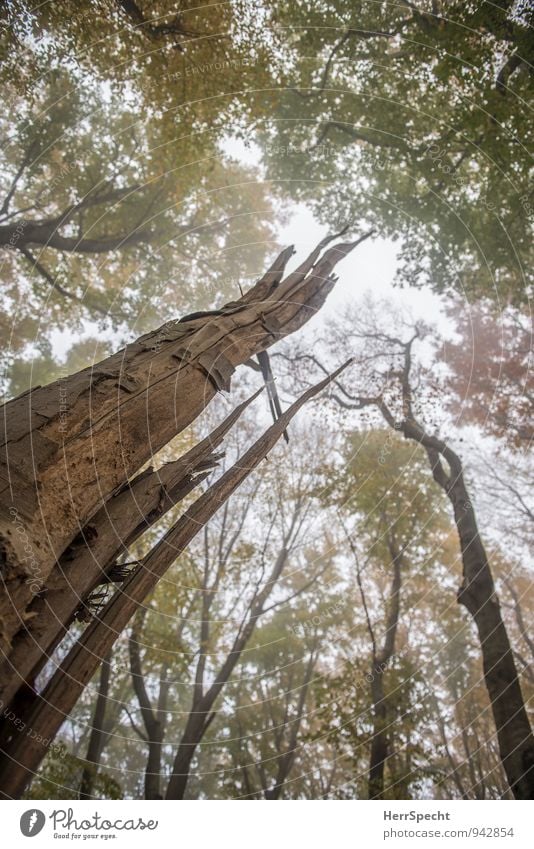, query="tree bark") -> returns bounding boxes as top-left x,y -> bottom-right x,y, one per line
0,363 -> 349,798
0,393 -> 246,713
0,232 -> 368,657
